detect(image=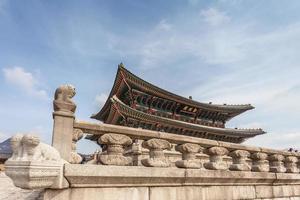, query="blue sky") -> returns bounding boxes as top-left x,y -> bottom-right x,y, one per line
1,0 -> 300,153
